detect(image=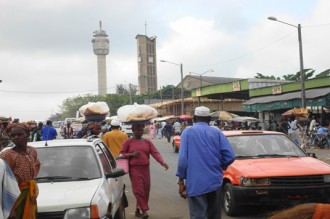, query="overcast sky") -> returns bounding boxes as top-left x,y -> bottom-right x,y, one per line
1,0 -> 329,121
